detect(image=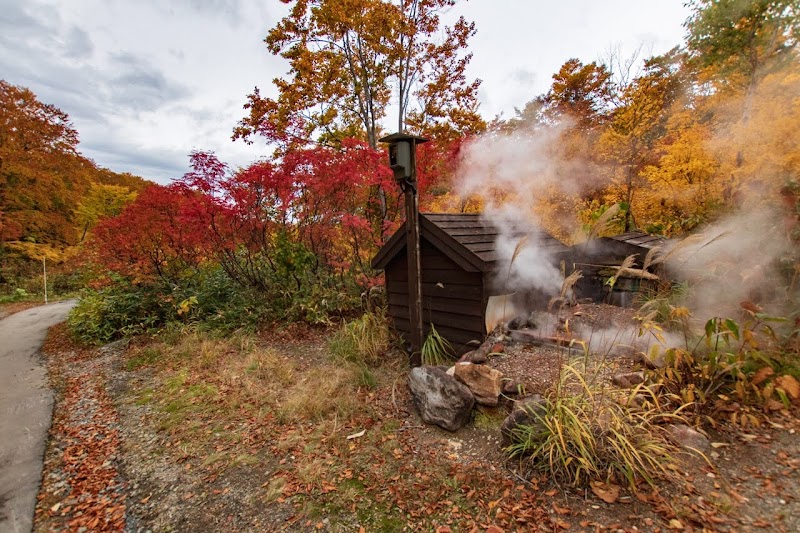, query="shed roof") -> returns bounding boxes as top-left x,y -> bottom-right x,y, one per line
371,212 -> 569,273
606,232 -> 672,249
